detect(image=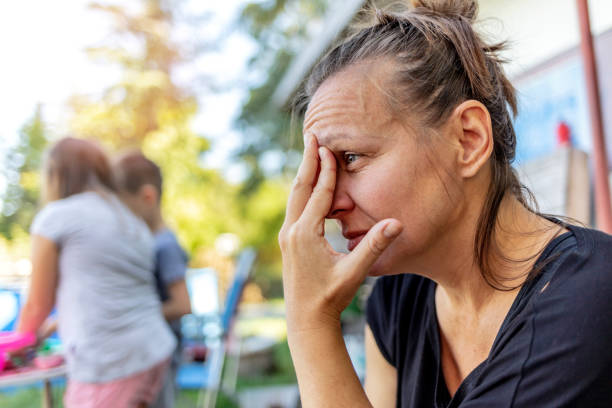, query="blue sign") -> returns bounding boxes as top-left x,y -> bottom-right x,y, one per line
513,58 -> 591,165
